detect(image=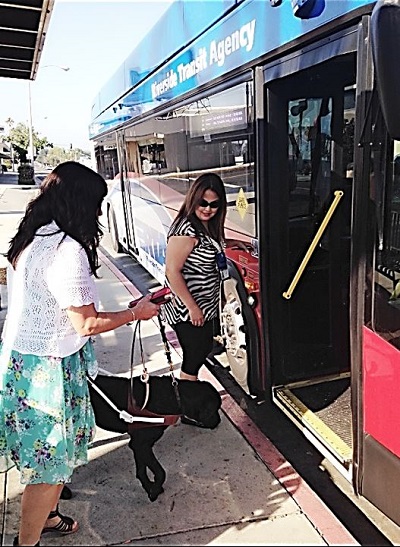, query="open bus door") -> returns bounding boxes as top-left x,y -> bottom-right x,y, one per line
262,51 -> 356,473
258,4 -> 400,526
115,131 -> 138,254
